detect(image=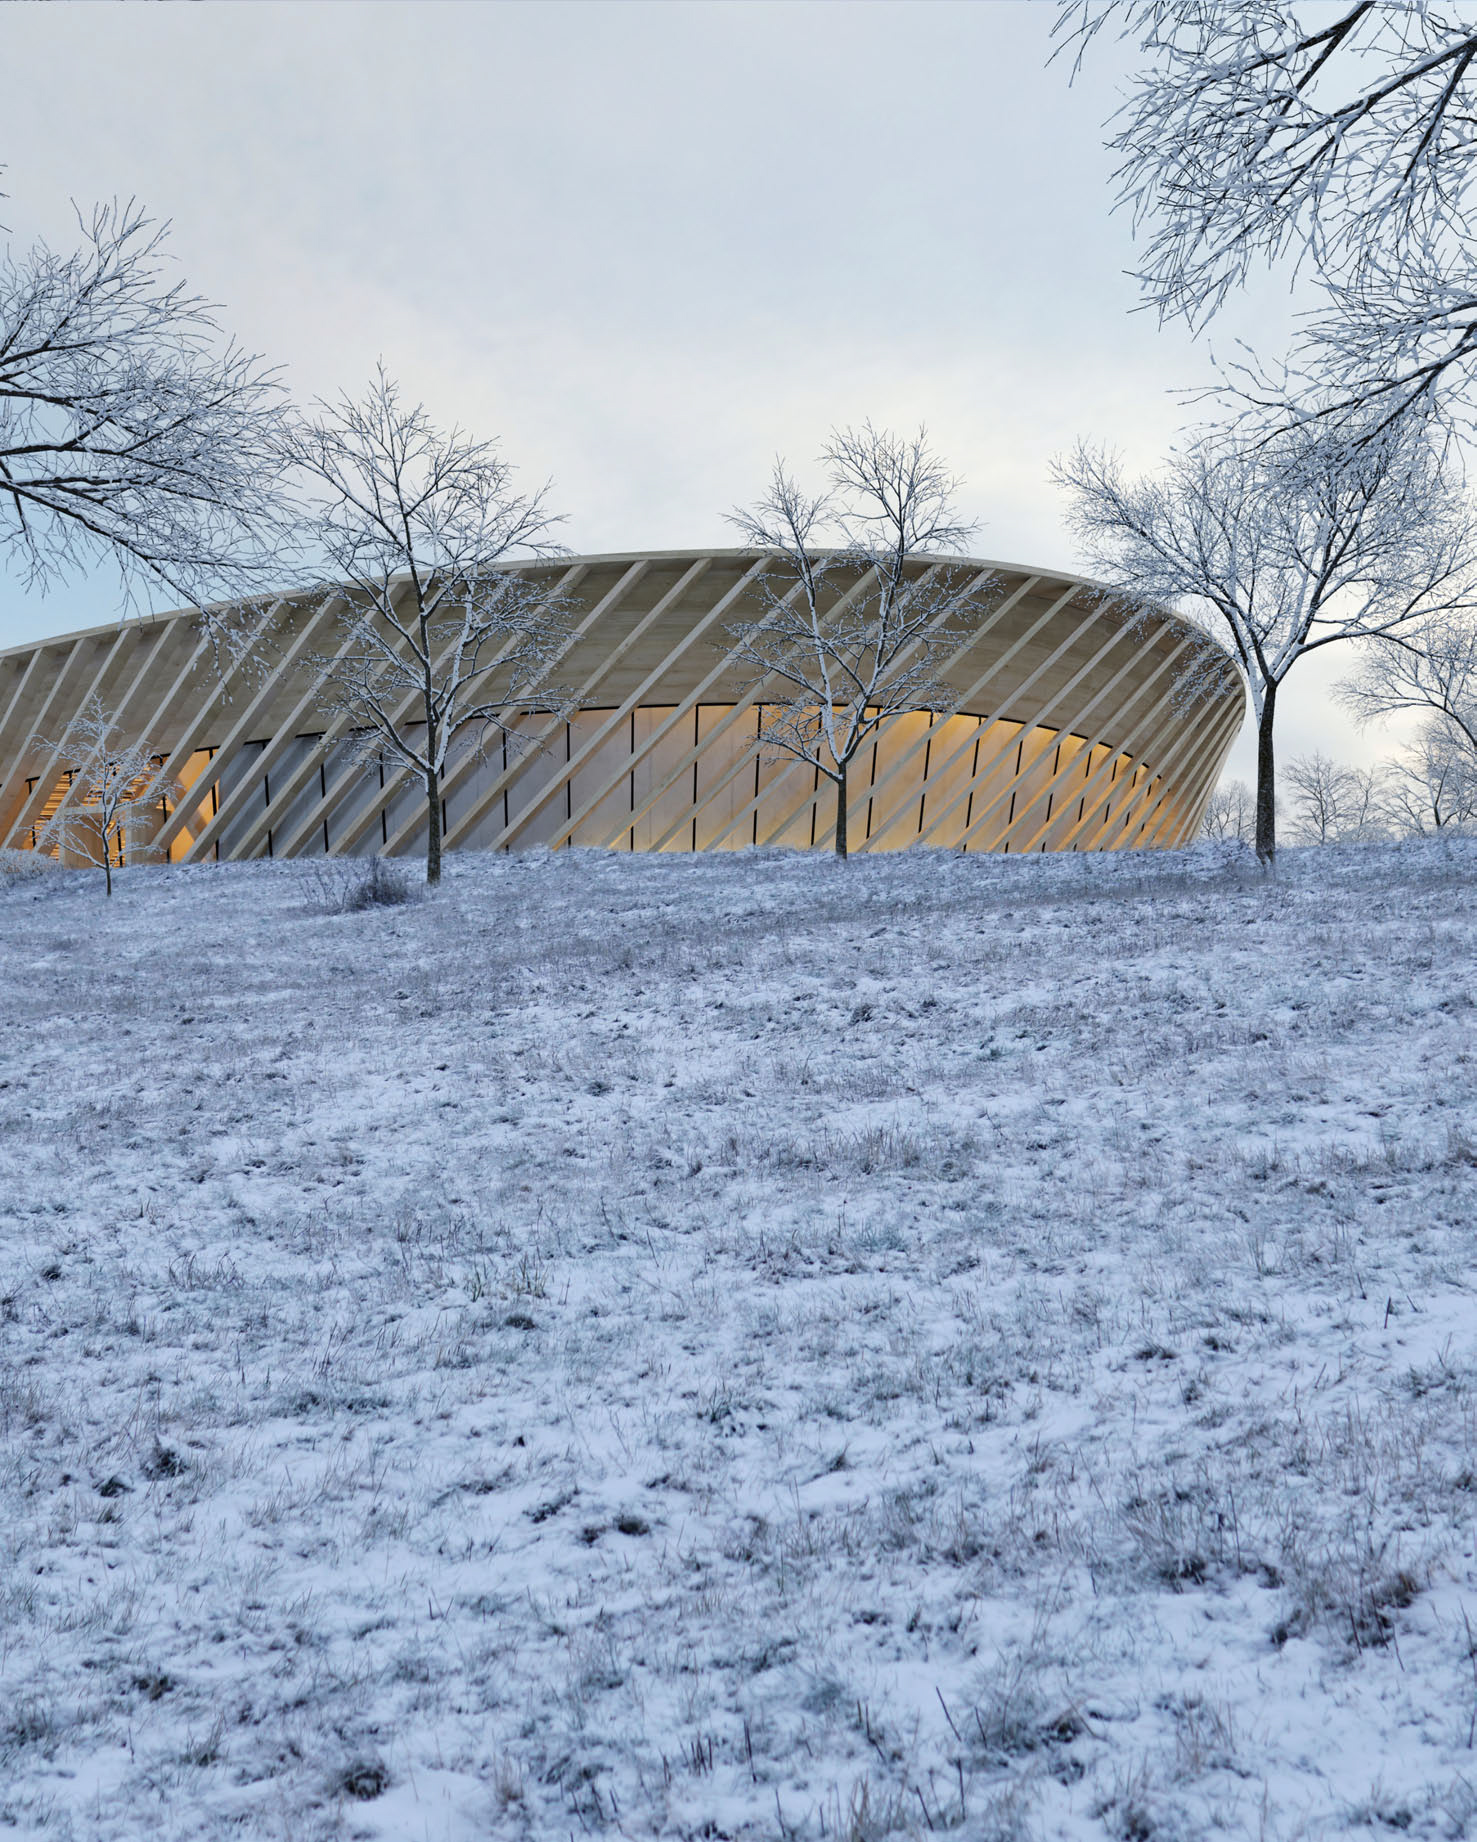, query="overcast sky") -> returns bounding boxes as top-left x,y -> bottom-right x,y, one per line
0,0 -> 1397,782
